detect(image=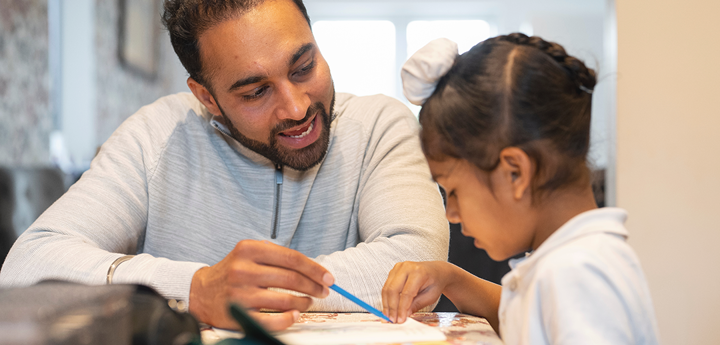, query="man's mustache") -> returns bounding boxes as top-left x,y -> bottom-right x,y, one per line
272,102 -> 325,134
